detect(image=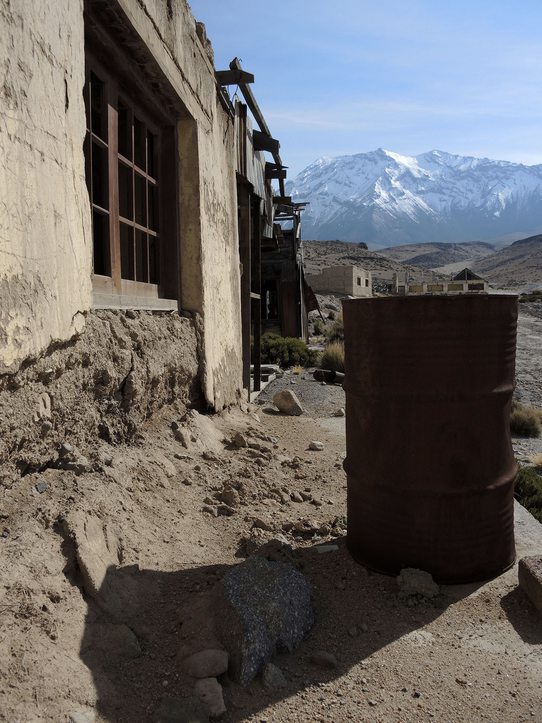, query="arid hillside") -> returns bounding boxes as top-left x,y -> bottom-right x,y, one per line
303,240 -> 444,282
472,234 -> 542,289
378,241 -> 496,269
